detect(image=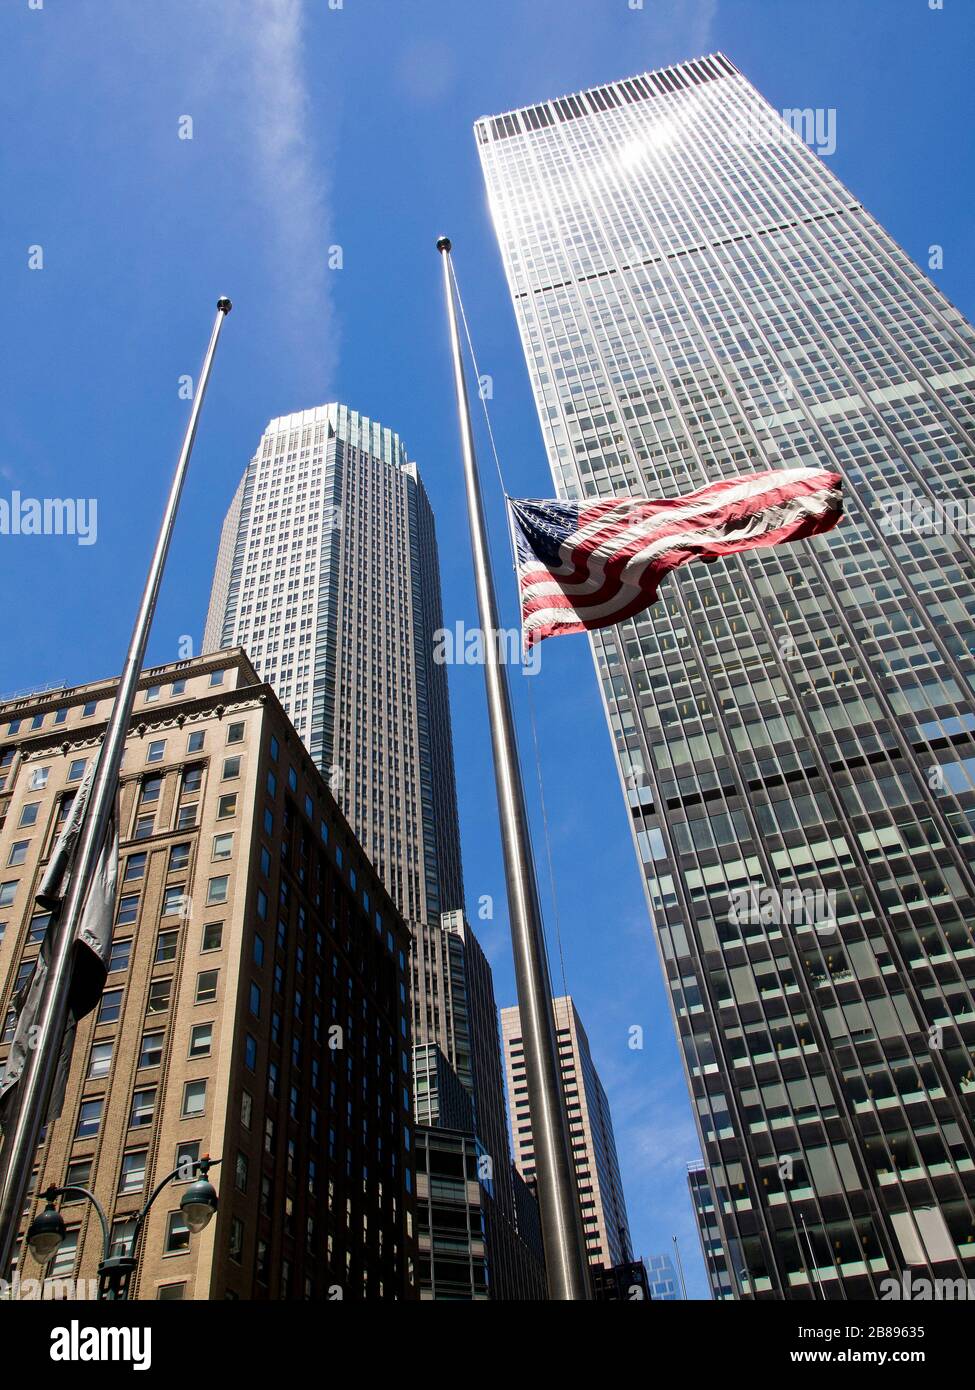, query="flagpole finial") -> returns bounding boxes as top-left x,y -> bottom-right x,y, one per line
217,297 -> 233,314
436,236 -> 452,253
